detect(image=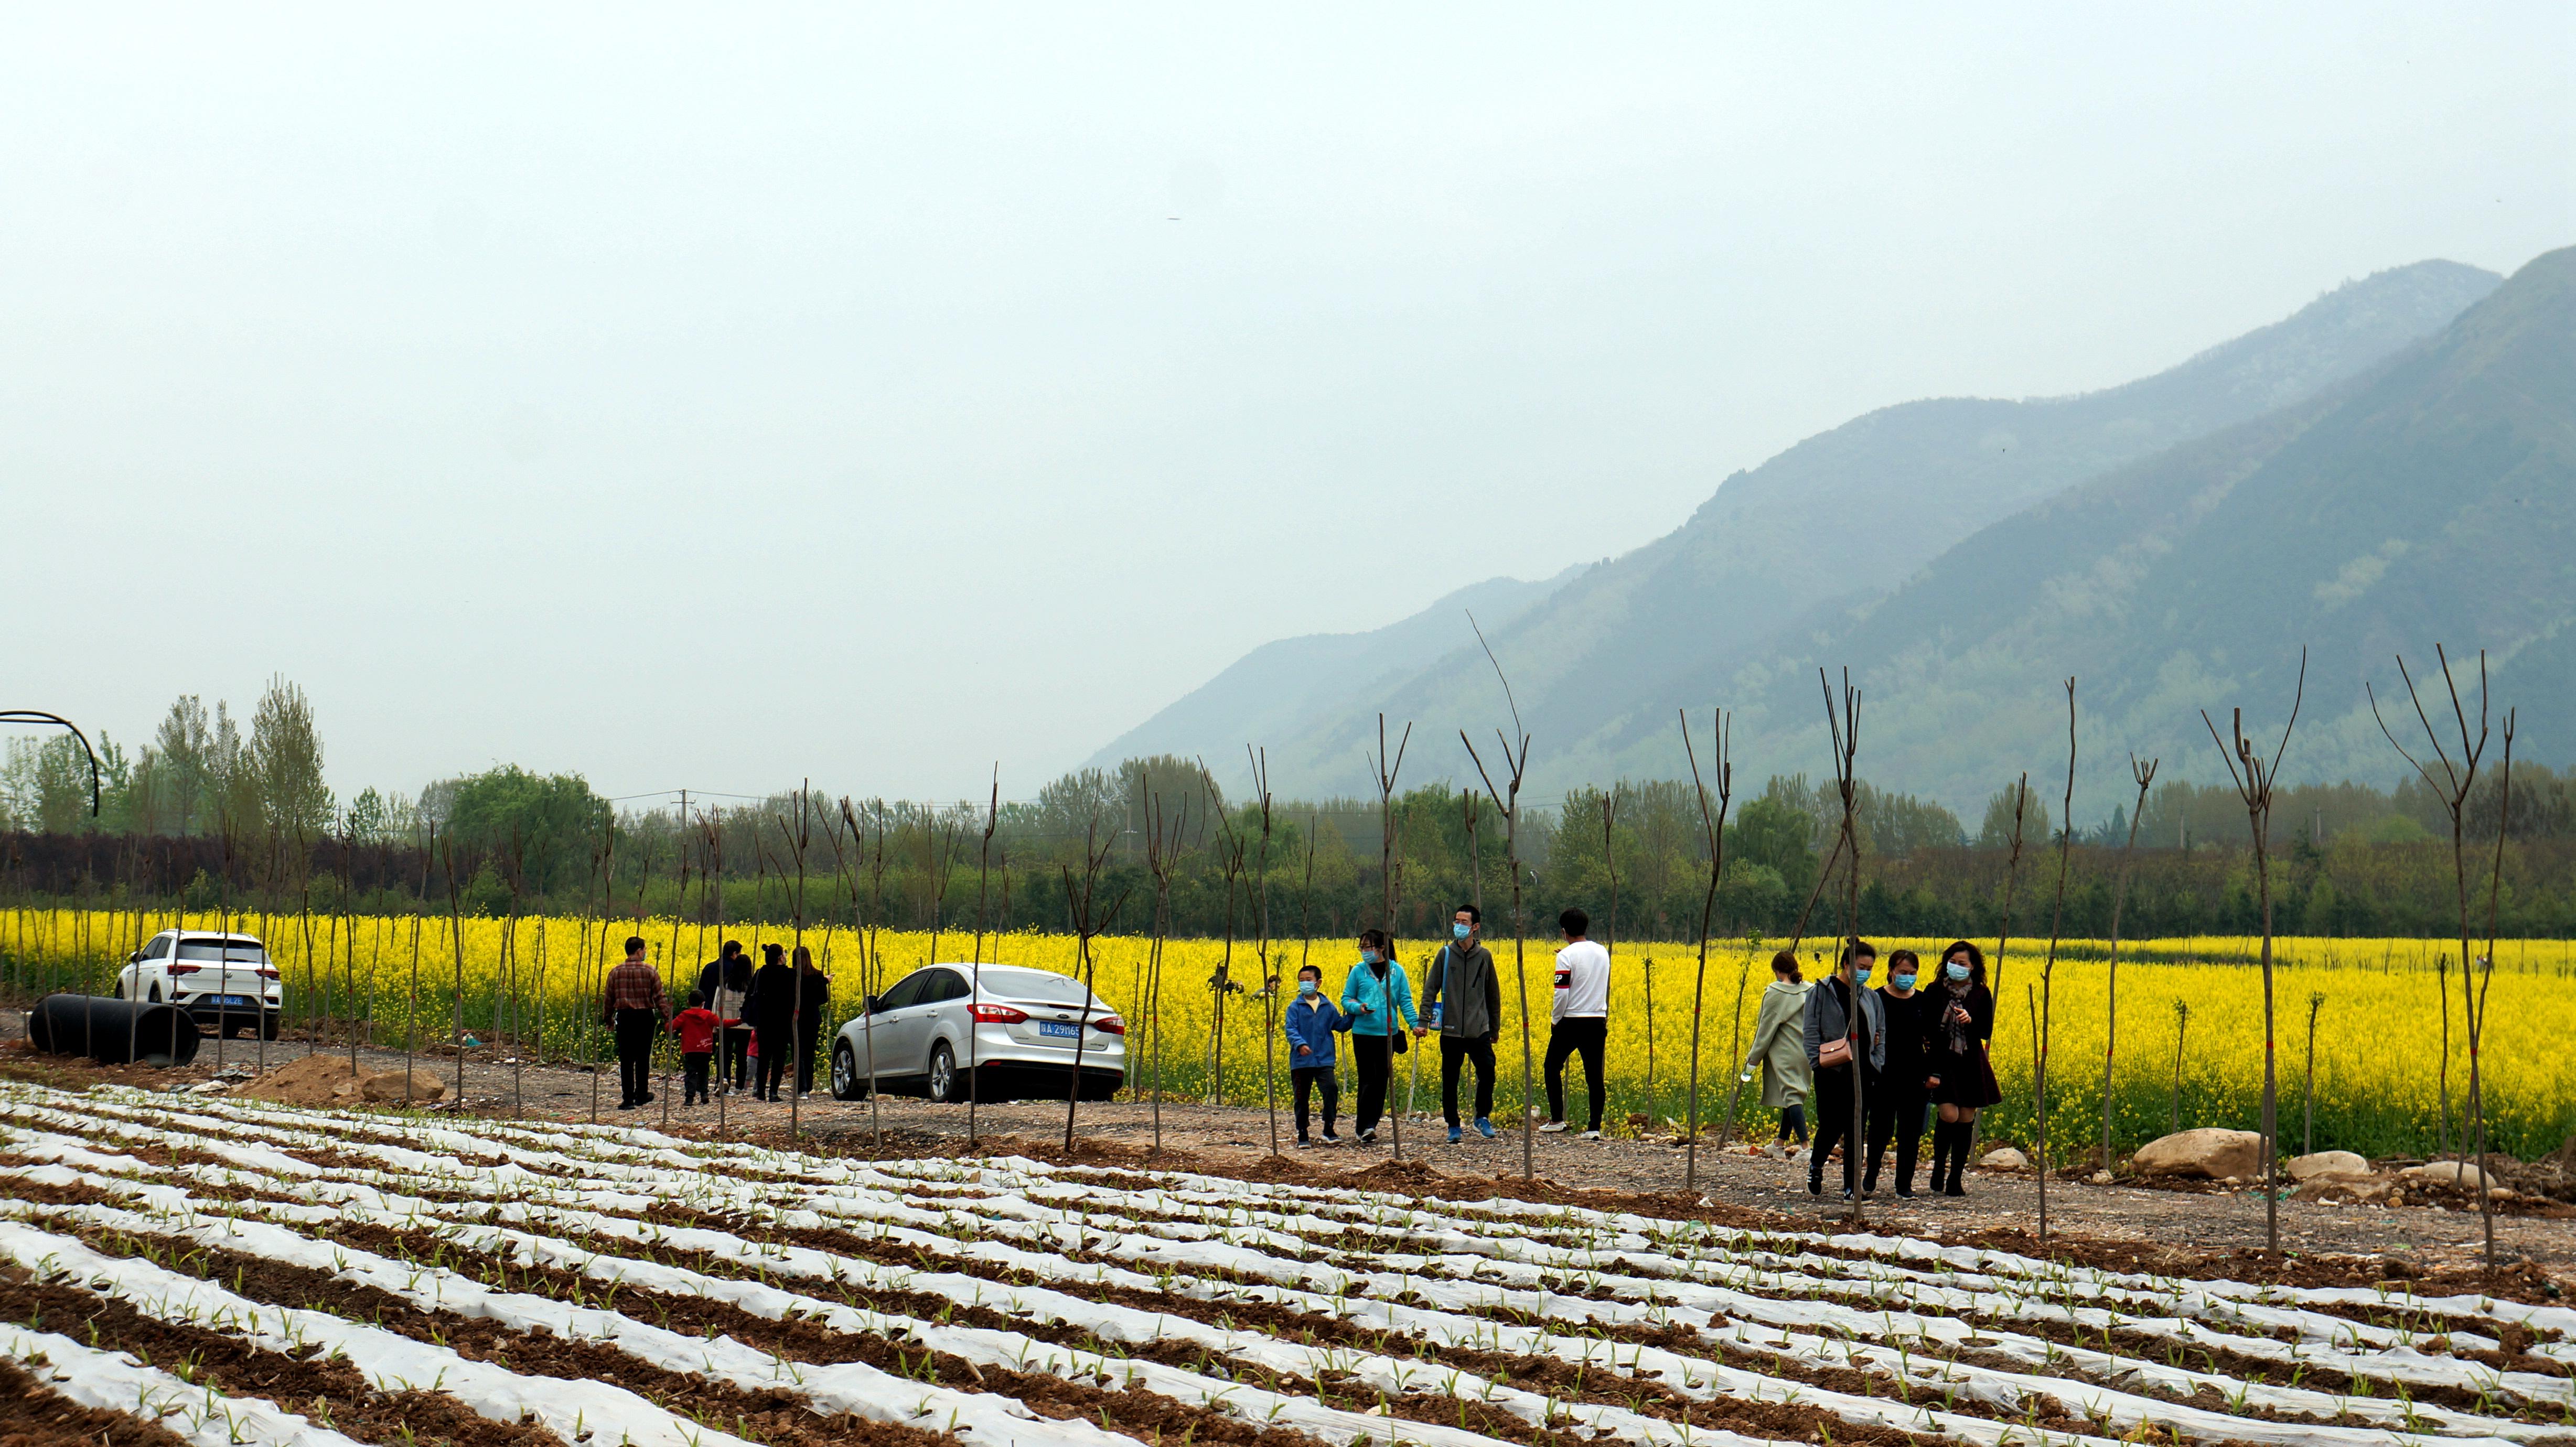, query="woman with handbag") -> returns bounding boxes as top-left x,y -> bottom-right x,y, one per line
1338,928 -> 1416,1144
1801,938 -> 1885,1198
1923,938 -> 2002,1196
